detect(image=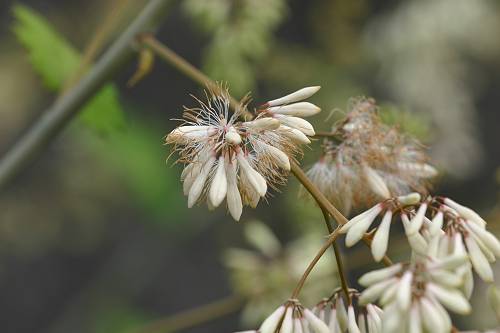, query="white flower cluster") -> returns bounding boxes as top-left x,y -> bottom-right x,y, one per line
306,97 -> 437,214
312,294 -> 384,333
340,193 -> 500,277
342,194 -> 500,332
358,257 -> 471,333
166,86 -> 320,220
235,300 -> 330,333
